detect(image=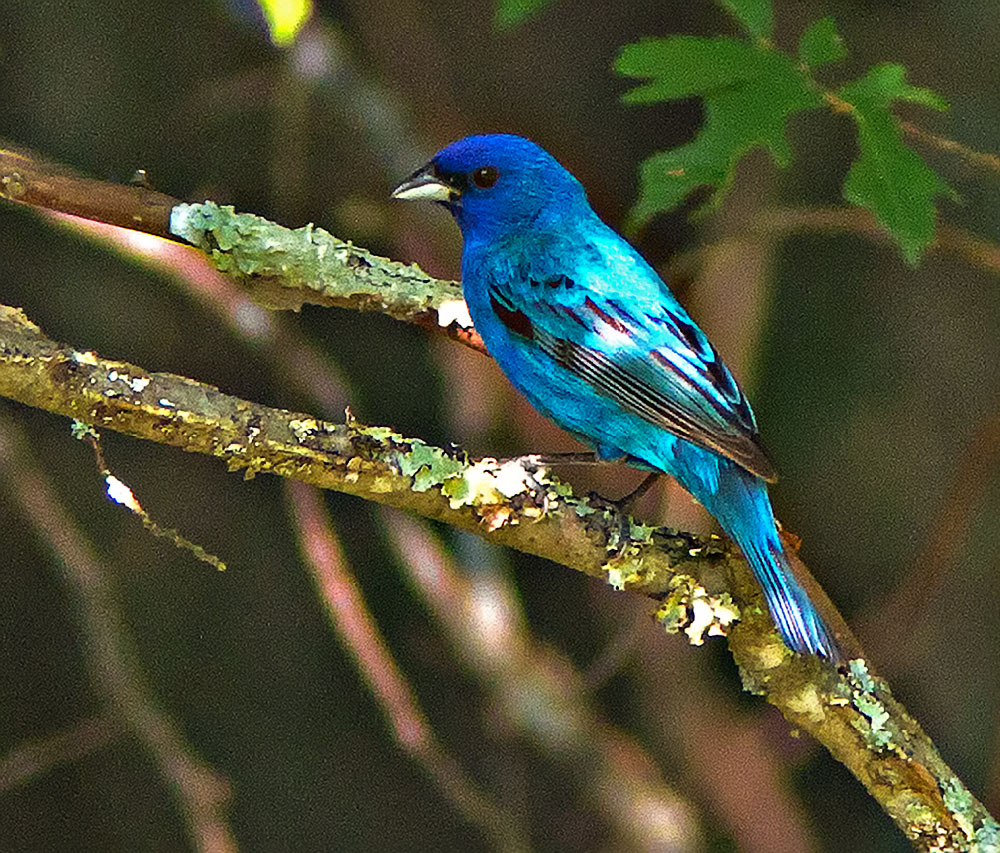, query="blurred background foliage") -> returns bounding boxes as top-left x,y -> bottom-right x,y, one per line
1,0 -> 999,850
